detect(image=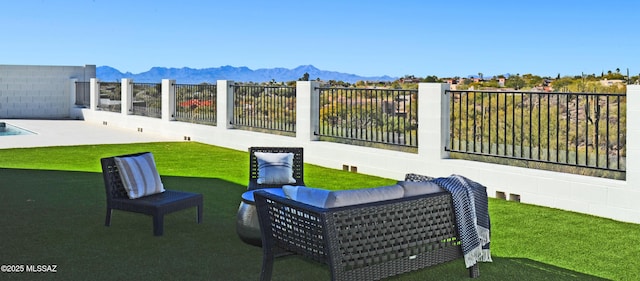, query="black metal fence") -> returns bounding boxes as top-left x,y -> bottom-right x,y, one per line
131,83 -> 162,118
174,83 -> 217,125
98,82 -> 122,113
317,87 -> 418,148
232,84 -> 296,134
447,90 -> 626,172
74,81 -> 90,107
